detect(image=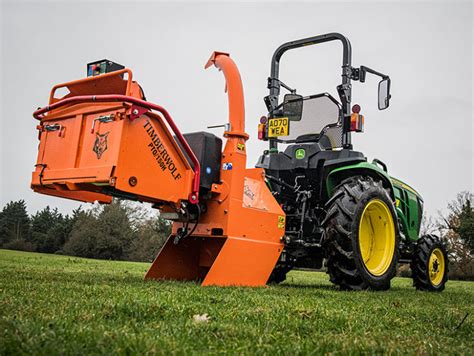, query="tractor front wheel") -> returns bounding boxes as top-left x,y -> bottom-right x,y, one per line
324,176 -> 399,290
411,234 -> 448,291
